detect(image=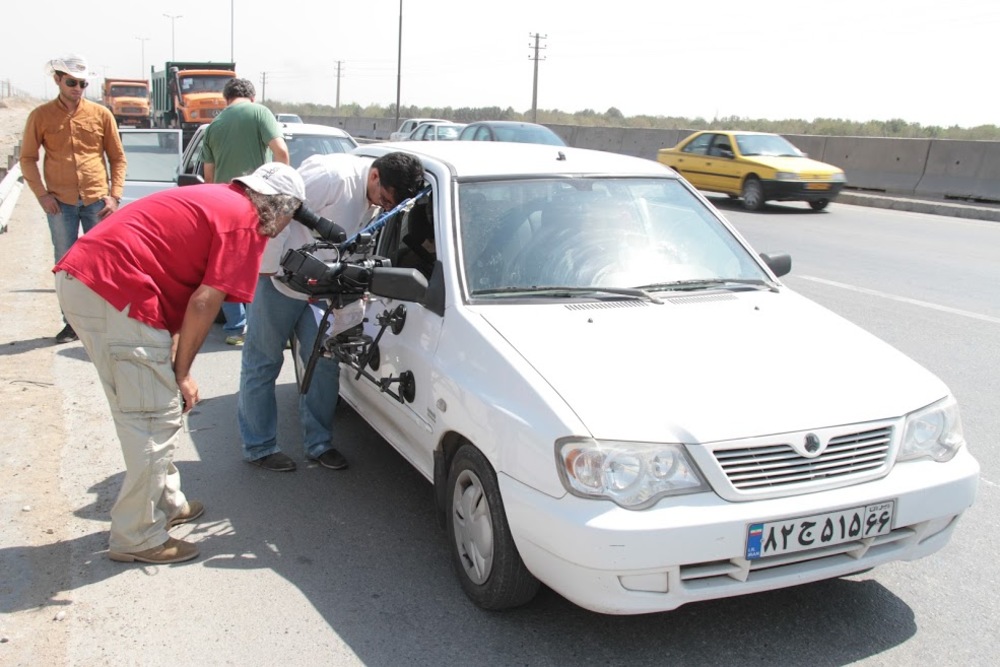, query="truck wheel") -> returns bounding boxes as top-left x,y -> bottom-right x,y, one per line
446,444 -> 540,610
